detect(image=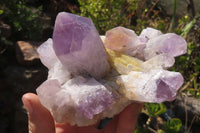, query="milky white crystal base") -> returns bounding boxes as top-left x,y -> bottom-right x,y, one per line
117,69 -> 184,103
